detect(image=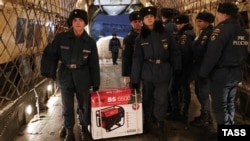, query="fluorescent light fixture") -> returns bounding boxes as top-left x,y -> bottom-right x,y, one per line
94,0 -> 140,15
102,5 -> 127,15
94,0 -> 139,5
